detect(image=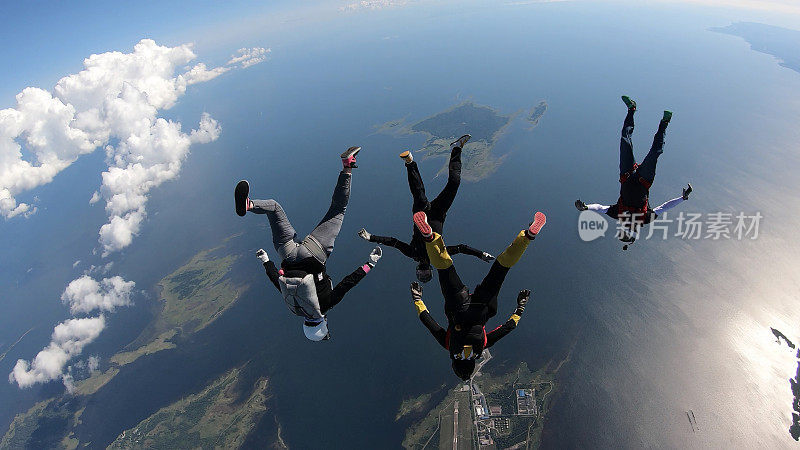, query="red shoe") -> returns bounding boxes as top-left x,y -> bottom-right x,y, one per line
526,212 -> 546,238
413,211 -> 433,240
341,146 -> 361,169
